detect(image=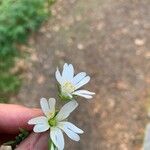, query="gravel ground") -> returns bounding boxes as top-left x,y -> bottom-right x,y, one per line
12,0 -> 150,149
